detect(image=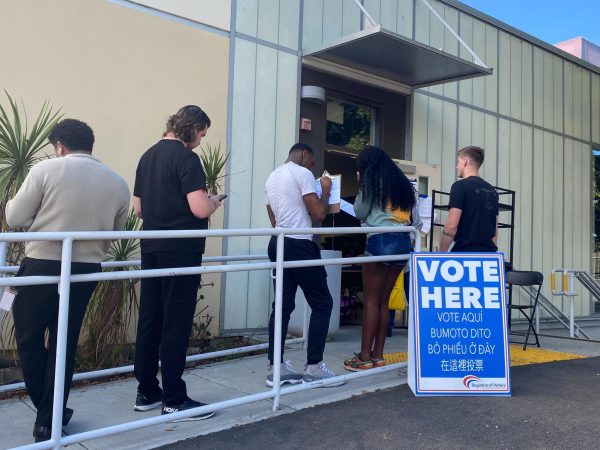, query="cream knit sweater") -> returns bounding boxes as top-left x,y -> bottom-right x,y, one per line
6,153 -> 130,263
